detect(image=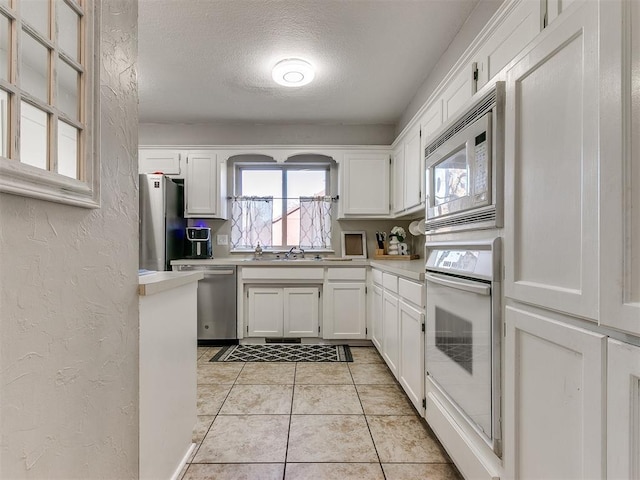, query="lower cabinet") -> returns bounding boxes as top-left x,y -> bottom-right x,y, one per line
504,305 -> 606,479
246,286 -> 319,338
382,290 -> 400,378
370,283 -> 383,350
323,282 -> 367,339
398,299 -> 424,413
607,338 -> 640,480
